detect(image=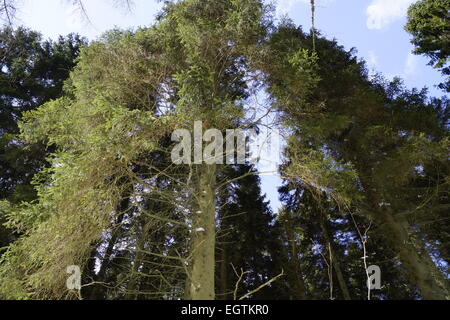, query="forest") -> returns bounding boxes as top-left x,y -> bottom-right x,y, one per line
0,0 -> 449,300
